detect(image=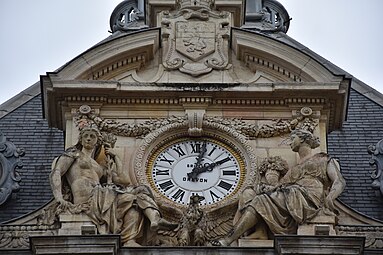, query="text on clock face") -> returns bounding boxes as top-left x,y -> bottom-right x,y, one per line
150,140 -> 243,205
